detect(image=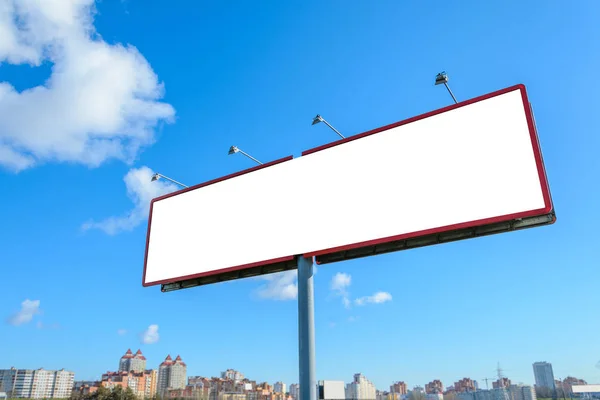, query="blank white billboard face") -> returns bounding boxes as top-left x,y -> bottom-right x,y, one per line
143,84 -> 553,287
